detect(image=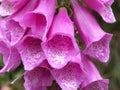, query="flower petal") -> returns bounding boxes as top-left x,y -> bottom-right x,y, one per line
42,8 -> 79,69
0,0 -> 29,16
0,18 -> 21,74
6,20 -> 26,45
8,0 -> 39,26
39,60 -> 52,70
83,0 -> 116,23
22,0 -> 57,40
71,0 -> 112,62
81,79 -> 109,90
24,67 -> 53,90
80,54 -> 108,89
83,34 -> 112,62
51,63 -> 84,90
16,35 -> 45,70
0,41 -> 21,74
